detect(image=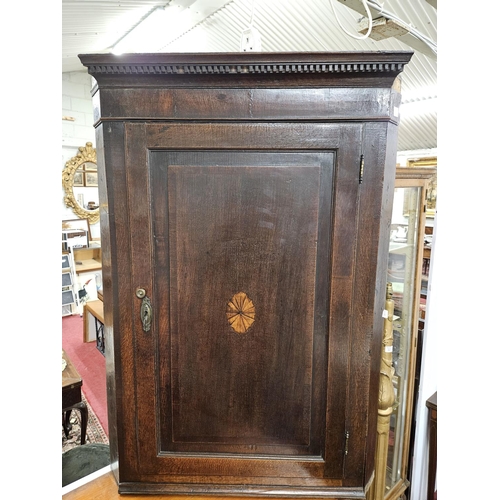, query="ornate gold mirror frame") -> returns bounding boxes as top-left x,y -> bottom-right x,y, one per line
62,142 -> 100,224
